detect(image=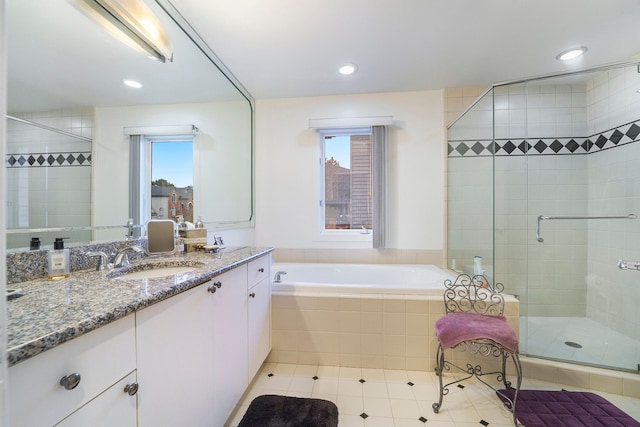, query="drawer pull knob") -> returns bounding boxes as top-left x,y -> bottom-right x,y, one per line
60,373 -> 81,390
207,281 -> 222,293
249,292 -> 256,298
124,382 -> 139,396
258,268 -> 265,273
